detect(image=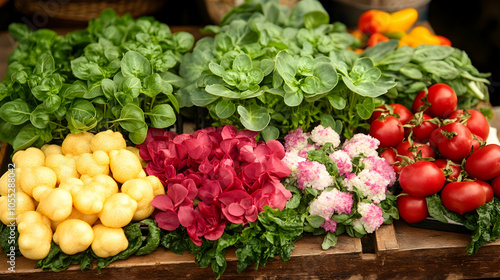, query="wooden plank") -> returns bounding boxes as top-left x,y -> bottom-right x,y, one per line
374,220 -> 500,279
0,235 -> 374,280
